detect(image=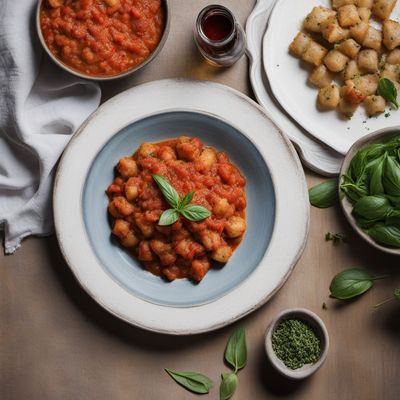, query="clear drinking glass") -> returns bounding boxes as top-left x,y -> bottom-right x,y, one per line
194,5 -> 246,68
